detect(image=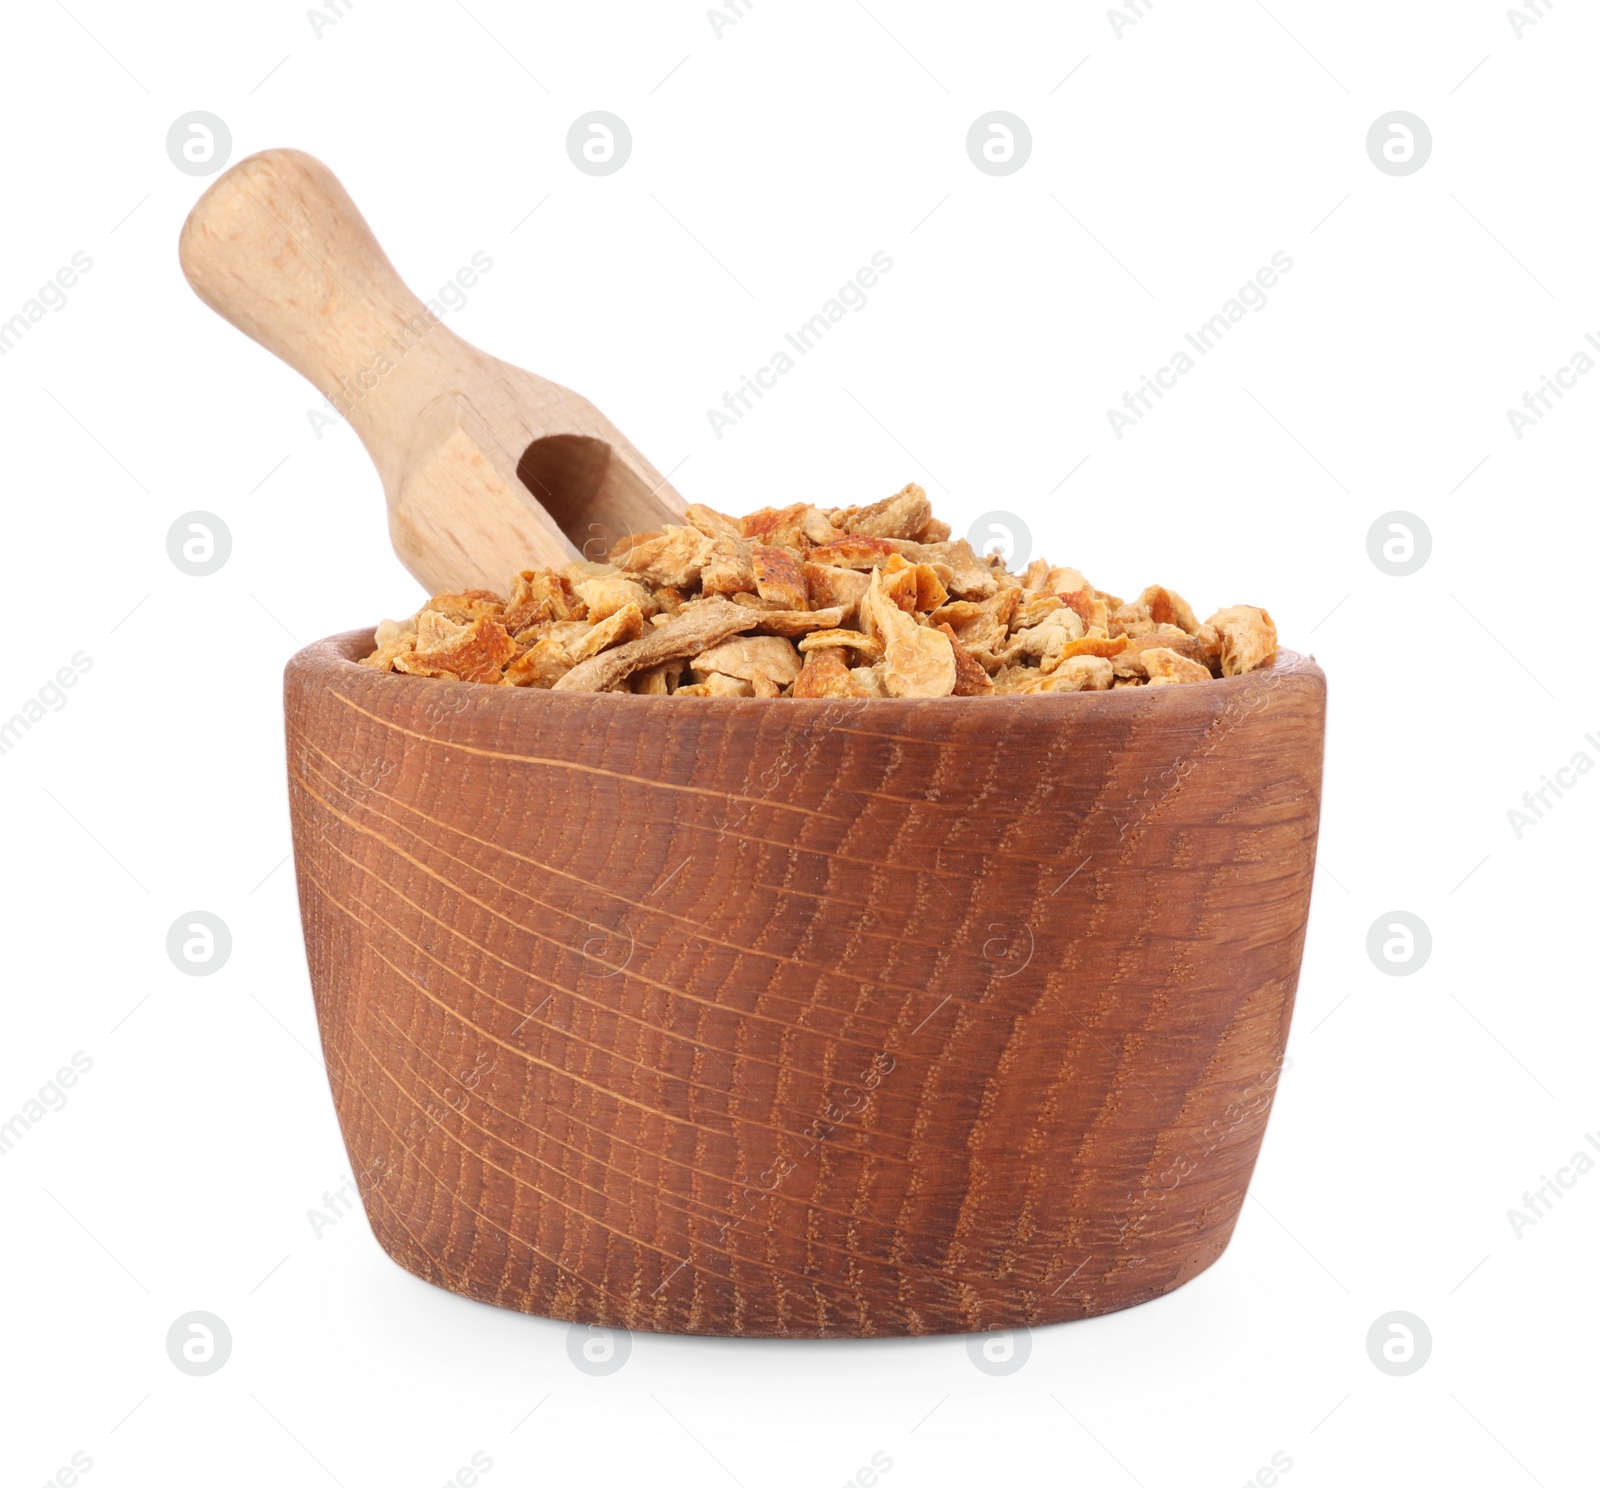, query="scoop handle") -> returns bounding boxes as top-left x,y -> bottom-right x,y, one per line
178,148 -> 470,460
